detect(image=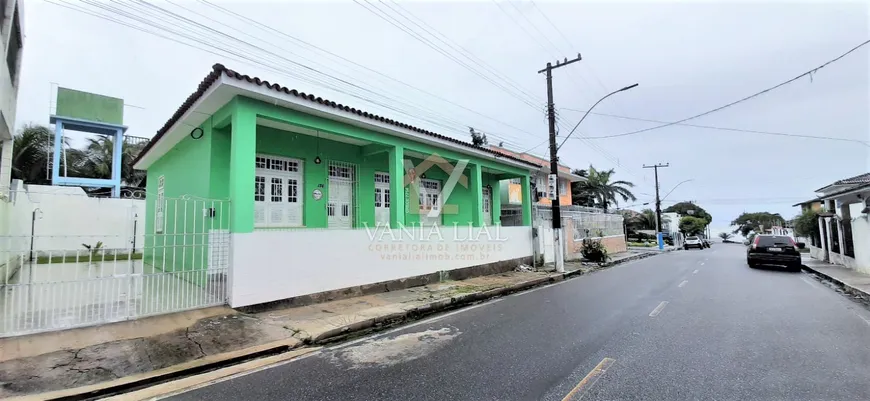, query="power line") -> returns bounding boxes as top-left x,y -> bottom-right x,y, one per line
383,0 -> 543,103
354,0 -> 542,110
50,0 -> 533,148
585,38 -> 870,139
561,108 -> 870,146
196,0 -> 547,145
